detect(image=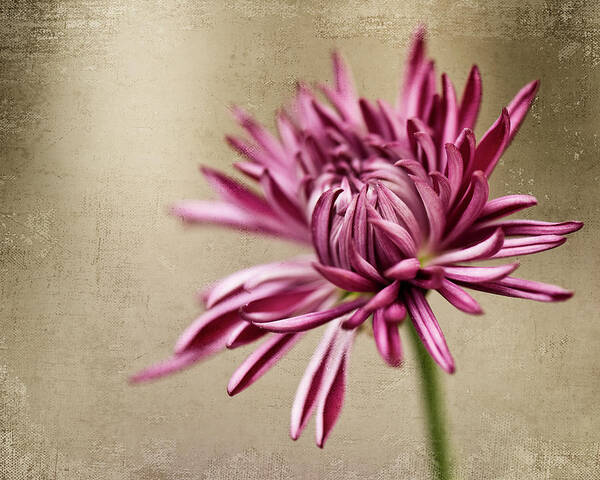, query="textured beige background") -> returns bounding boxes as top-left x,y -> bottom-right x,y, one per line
1,1 -> 599,479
